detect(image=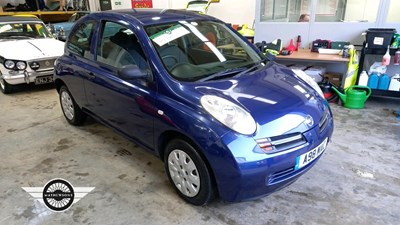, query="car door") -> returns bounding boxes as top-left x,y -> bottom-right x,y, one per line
63,20 -> 97,108
83,20 -> 157,150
